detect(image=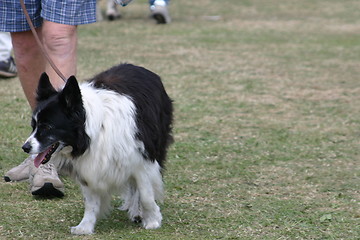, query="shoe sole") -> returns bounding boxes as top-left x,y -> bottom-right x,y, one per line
0,70 -> 17,78
4,175 -> 29,182
153,13 -> 166,24
32,182 -> 64,198
107,14 -> 121,21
